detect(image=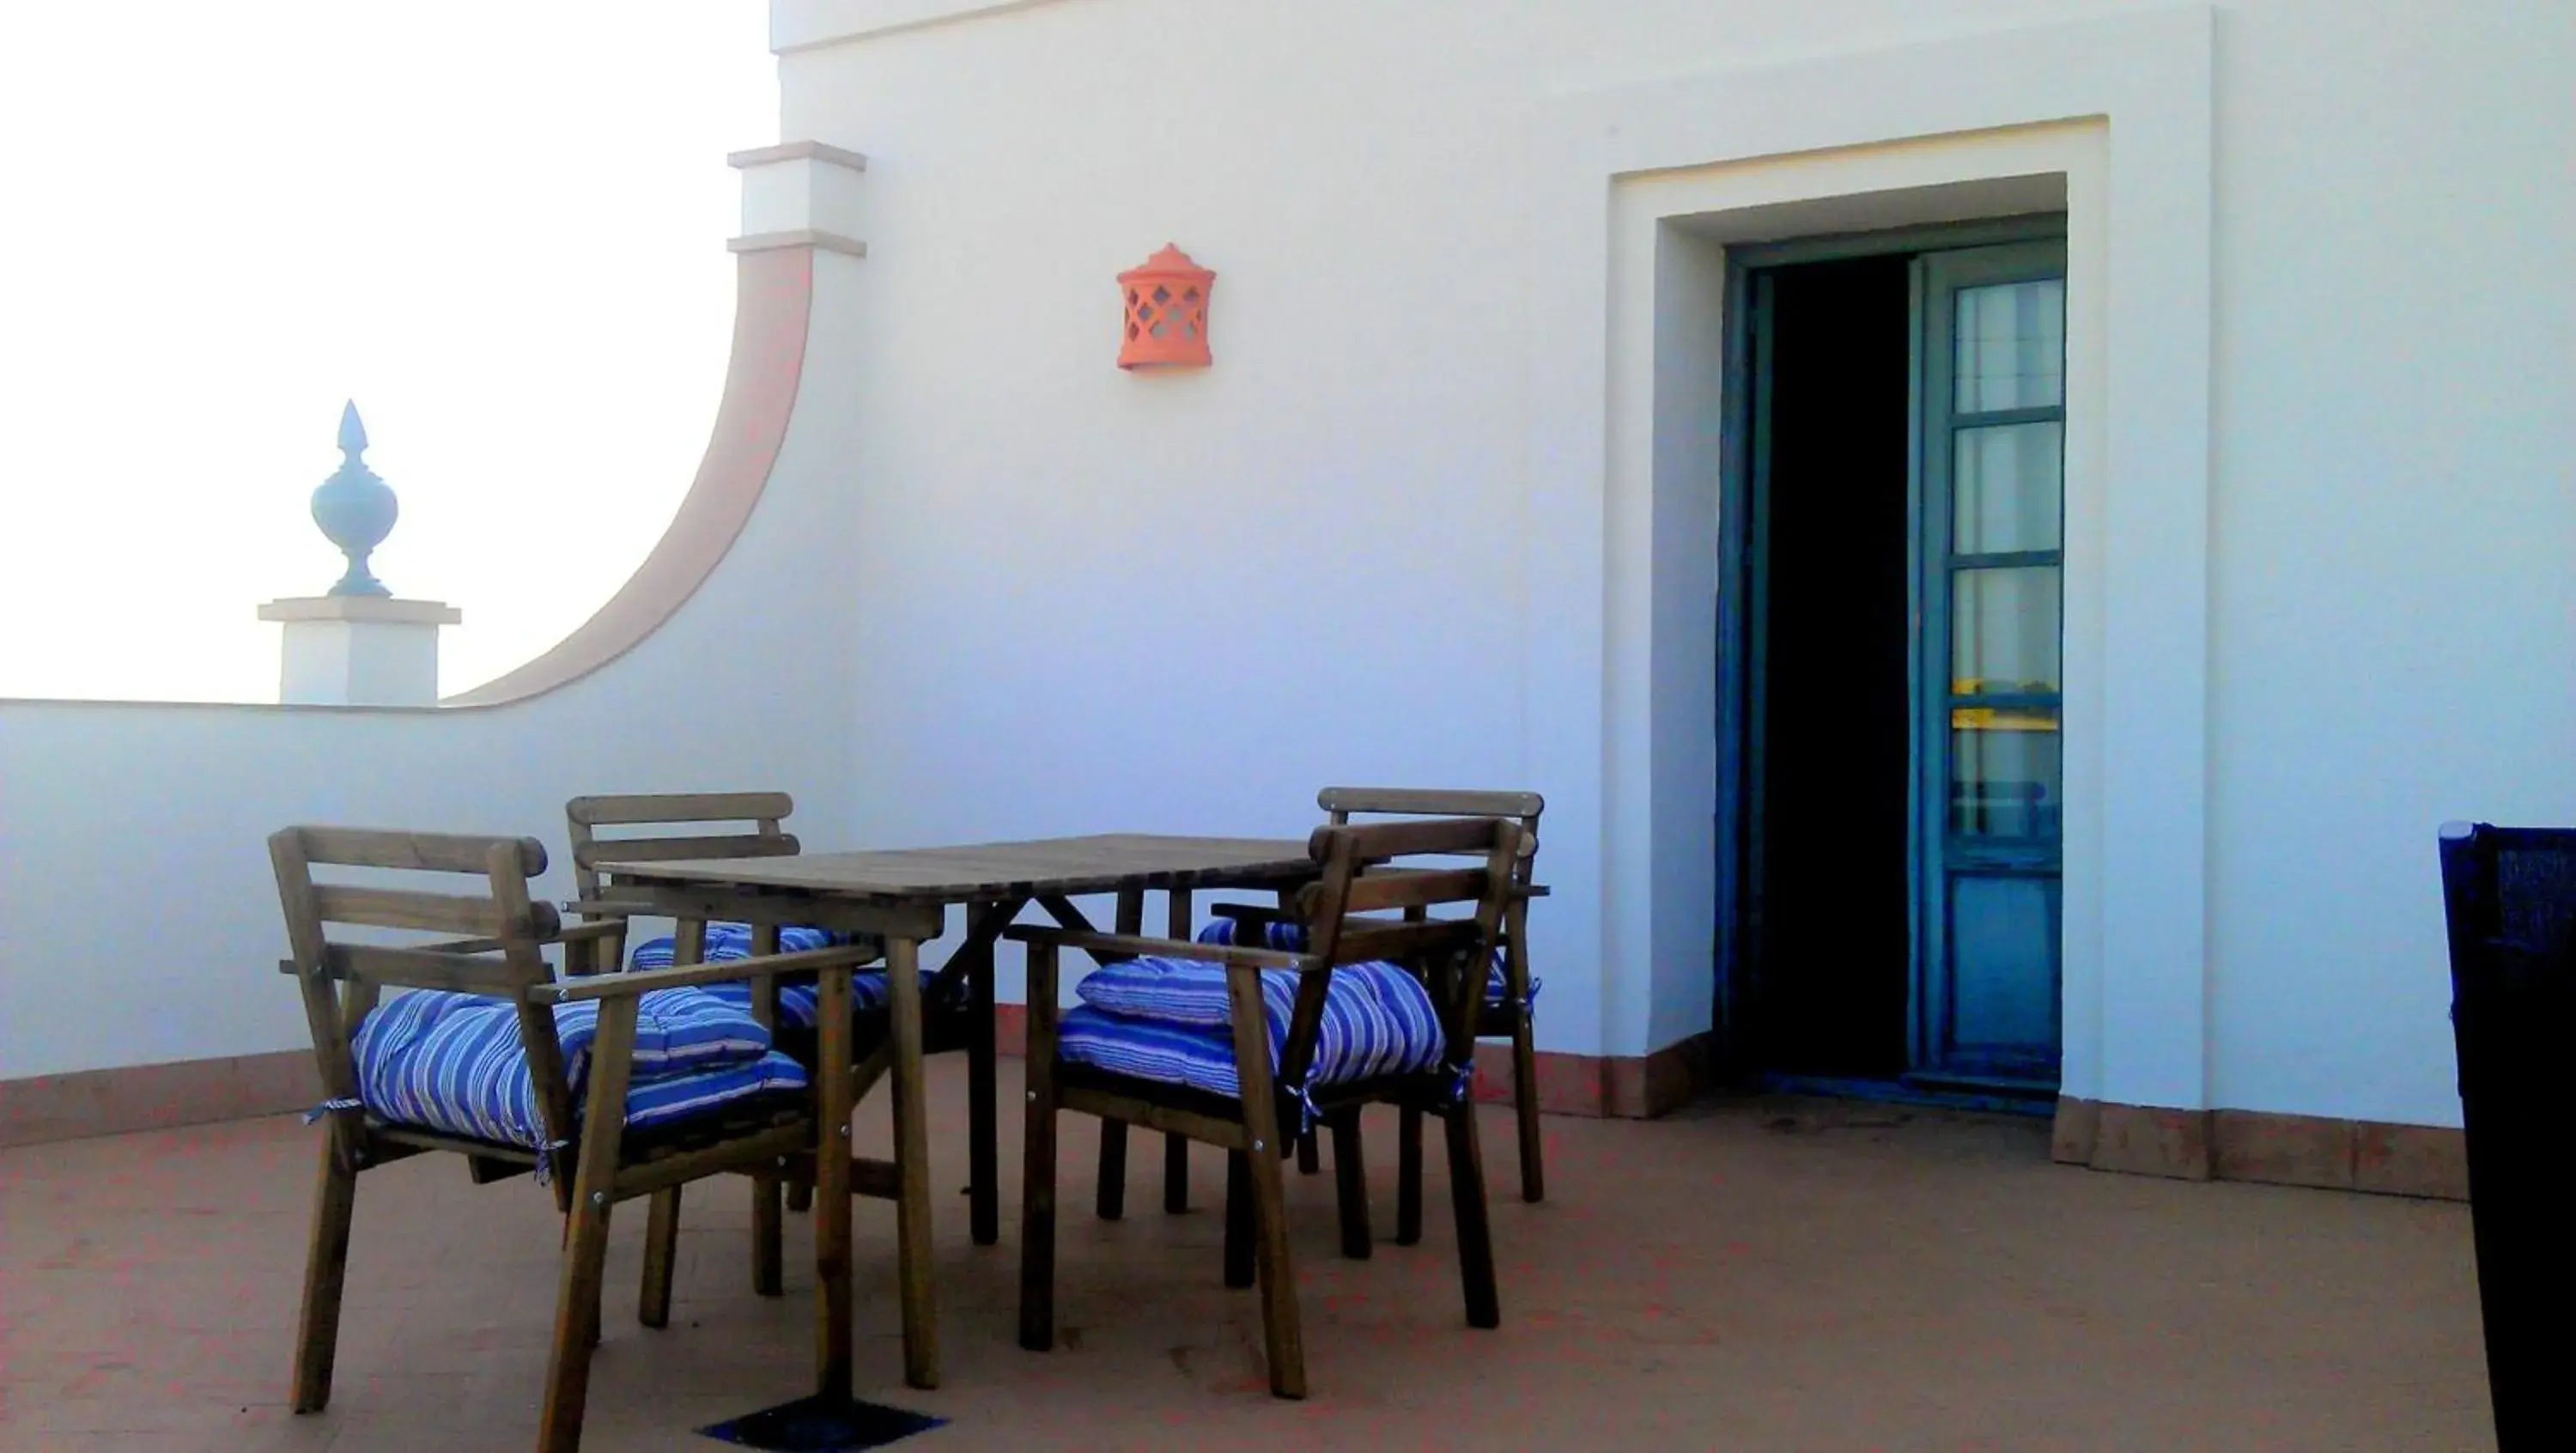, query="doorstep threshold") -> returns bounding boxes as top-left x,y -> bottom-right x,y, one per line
1759,1073 -> 2057,1118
